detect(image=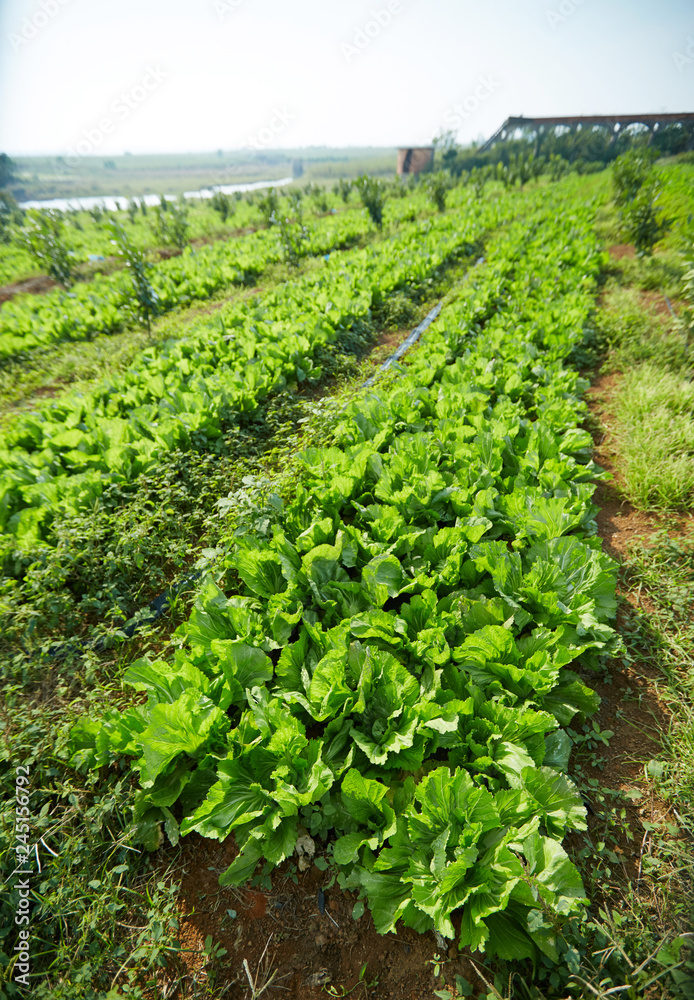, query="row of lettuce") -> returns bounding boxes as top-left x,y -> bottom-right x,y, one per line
69,189 -> 617,962
0,190 -> 440,360
0,191 -> 509,554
